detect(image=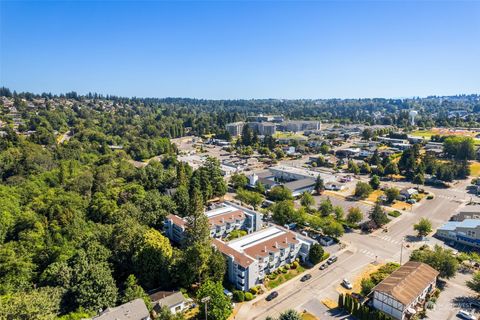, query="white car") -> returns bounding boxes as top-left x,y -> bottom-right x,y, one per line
457,310 -> 476,320
342,279 -> 353,290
